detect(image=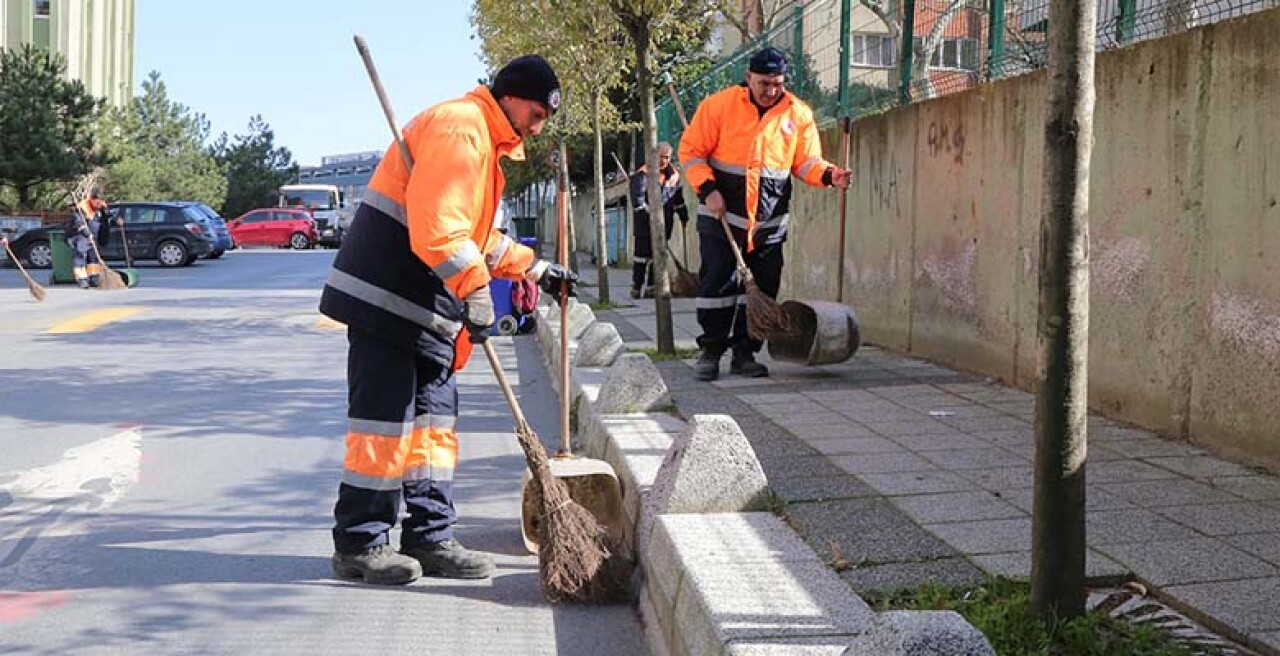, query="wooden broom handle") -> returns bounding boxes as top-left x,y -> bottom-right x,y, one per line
717,211 -> 750,278
482,340 -> 529,428
356,34 -> 532,436
669,81 -> 748,280
355,36 -> 413,169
